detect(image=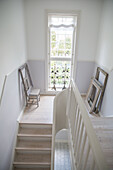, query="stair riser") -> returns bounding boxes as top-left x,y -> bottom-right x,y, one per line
19,127 -> 52,135
17,139 -> 51,149
14,152 -> 51,162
